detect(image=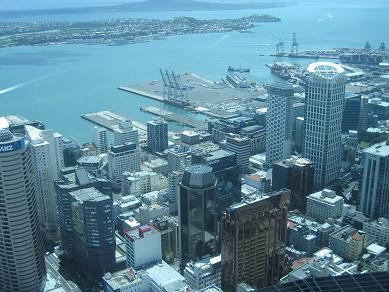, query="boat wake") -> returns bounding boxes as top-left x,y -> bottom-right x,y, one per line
0,73 -> 56,95
216,34 -> 231,46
